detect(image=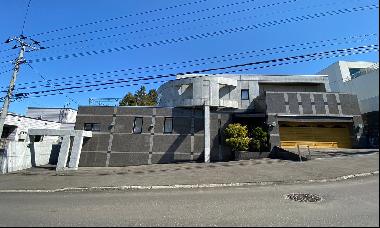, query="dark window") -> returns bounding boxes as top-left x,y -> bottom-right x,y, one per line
241,89 -> 249,100
164,117 -> 173,133
84,123 -> 101,131
34,135 -> 44,142
133,117 -> 143,133
349,68 -> 364,78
